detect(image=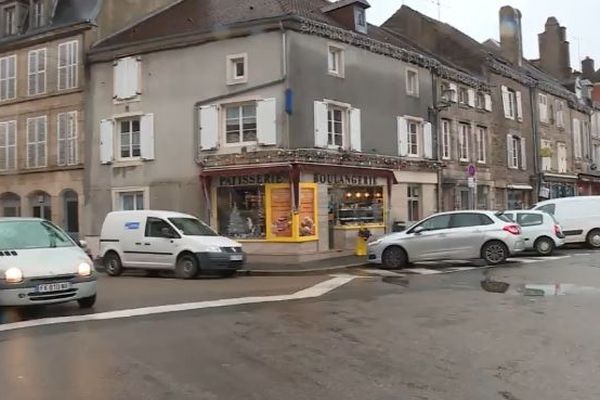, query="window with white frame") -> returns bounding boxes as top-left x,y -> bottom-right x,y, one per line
31,0 -> 44,28
0,55 -> 16,101
557,142 -> 567,173
583,120 -> 590,159
539,93 -> 549,123
0,120 -> 16,171
440,81 -> 451,102
407,119 -> 420,156
58,40 -> 78,90
502,86 -> 518,120
118,191 -> 145,211
476,126 -> 487,163
328,45 -> 344,77
119,118 -> 141,159
441,119 -> 450,160
327,106 -> 346,148
26,116 -> 47,168
476,92 -> 486,110
458,87 -> 468,105
556,101 -> 564,128
28,48 -> 46,96
355,7 -> 367,32
57,111 -> 77,166
226,53 -> 248,84
225,103 -> 257,145
407,185 -> 421,222
594,143 -> 600,164
458,123 -> 470,162
406,68 -> 419,96
573,118 -> 583,159
508,135 -> 524,169
541,139 -> 553,171
3,6 -> 16,36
